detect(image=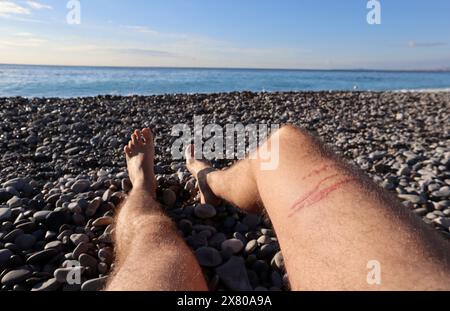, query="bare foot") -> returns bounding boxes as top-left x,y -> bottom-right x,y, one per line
185,145 -> 222,206
124,128 -> 157,196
